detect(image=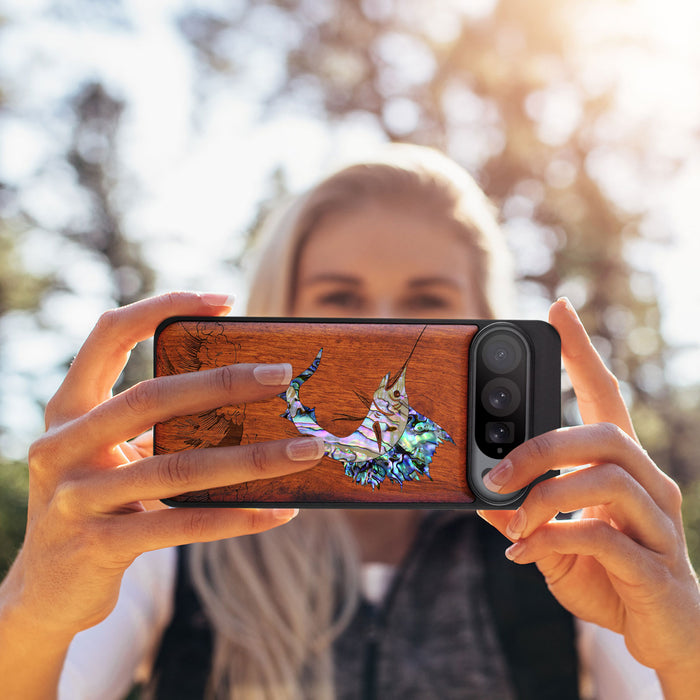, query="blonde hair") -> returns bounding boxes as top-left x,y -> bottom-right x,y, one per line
189,145 -> 514,699
189,512 -> 359,700
246,144 -> 513,318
